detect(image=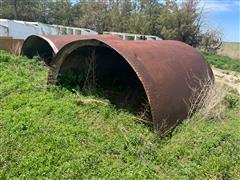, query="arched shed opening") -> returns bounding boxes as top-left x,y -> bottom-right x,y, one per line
57,44 -> 151,115
21,35 -> 55,64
